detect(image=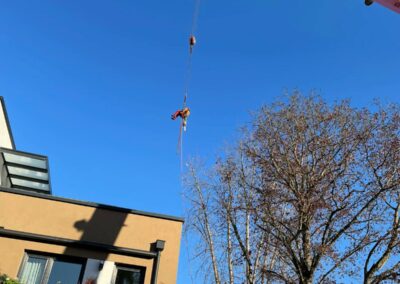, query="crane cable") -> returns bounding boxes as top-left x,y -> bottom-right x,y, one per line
177,0 -> 202,164
179,3 -> 203,283
183,0 -> 202,106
